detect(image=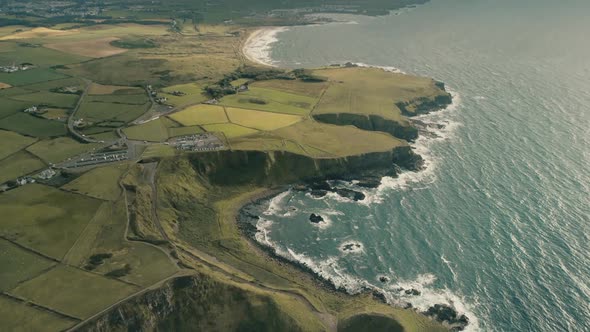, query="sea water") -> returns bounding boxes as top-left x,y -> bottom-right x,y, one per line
251,0 -> 590,330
